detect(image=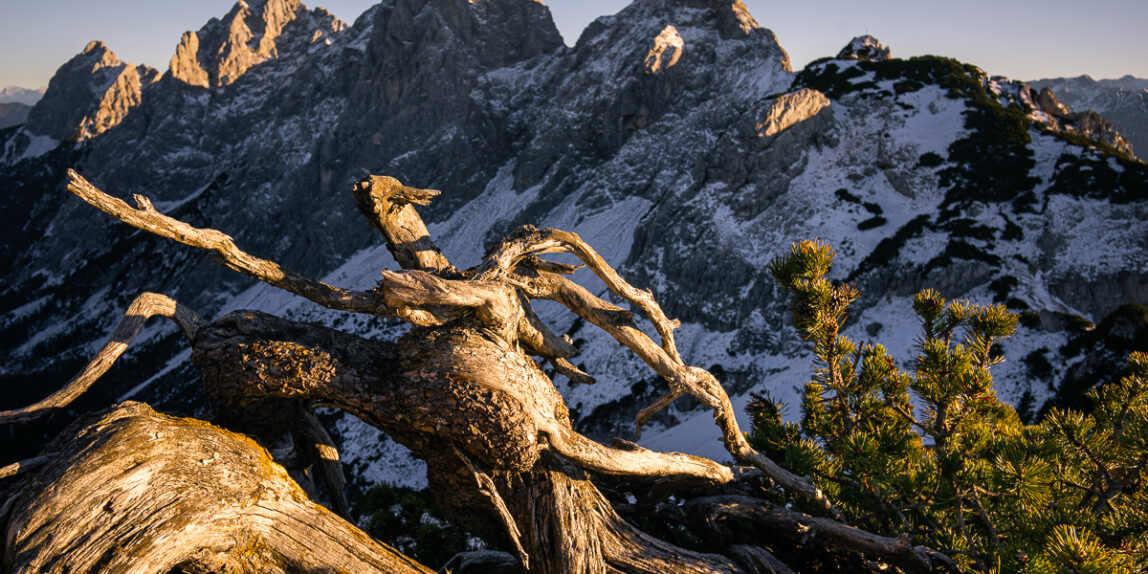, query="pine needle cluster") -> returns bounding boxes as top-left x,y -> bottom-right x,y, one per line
750,240 -> 1148,573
